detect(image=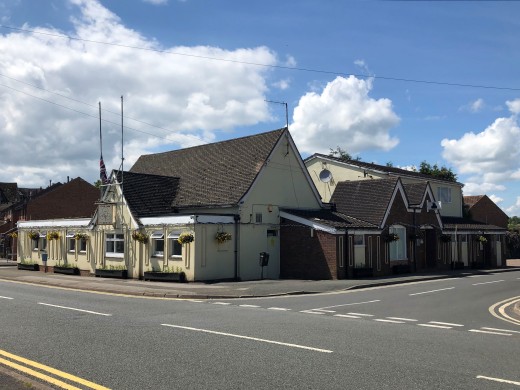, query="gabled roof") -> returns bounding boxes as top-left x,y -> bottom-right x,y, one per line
330,178 -> 403,226
116,171 -> 180,217
306,153 -> 462,185
463,195 -> 484,209
0,183 -> 20,211
403,182 -> 428,206
130,128 -> 286,208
